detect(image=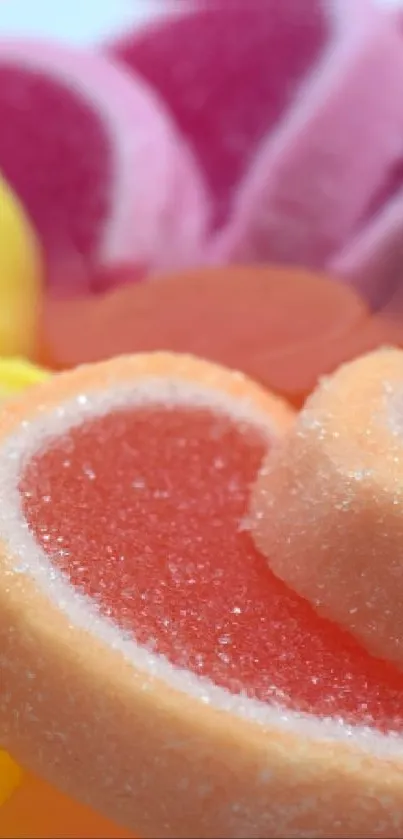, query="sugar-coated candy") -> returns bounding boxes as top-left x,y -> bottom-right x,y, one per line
3,353 -> 403,834
250,348 -> 403,670
0,39 -> 209,296
0,358 -> 132,838
0,362 -> 49,826
0,175 -> 42,357
0,351 -> 300,837
332,189 -> 403,314
210,0 -> 403,302
108,0 -> 326,229
39,265 -> 370,403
